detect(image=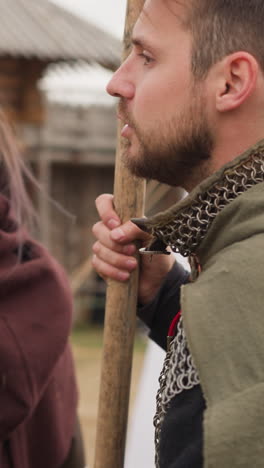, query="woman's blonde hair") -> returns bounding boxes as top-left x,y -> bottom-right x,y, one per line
0,110 -> 35,228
